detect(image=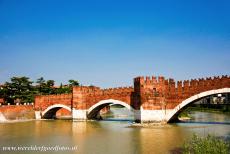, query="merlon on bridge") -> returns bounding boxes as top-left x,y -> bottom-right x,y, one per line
34,75 -> 230,123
